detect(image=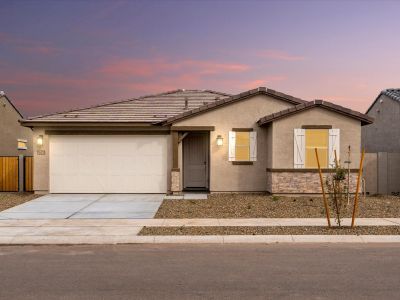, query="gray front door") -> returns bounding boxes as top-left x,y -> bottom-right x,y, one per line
183,132 -> 209,190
